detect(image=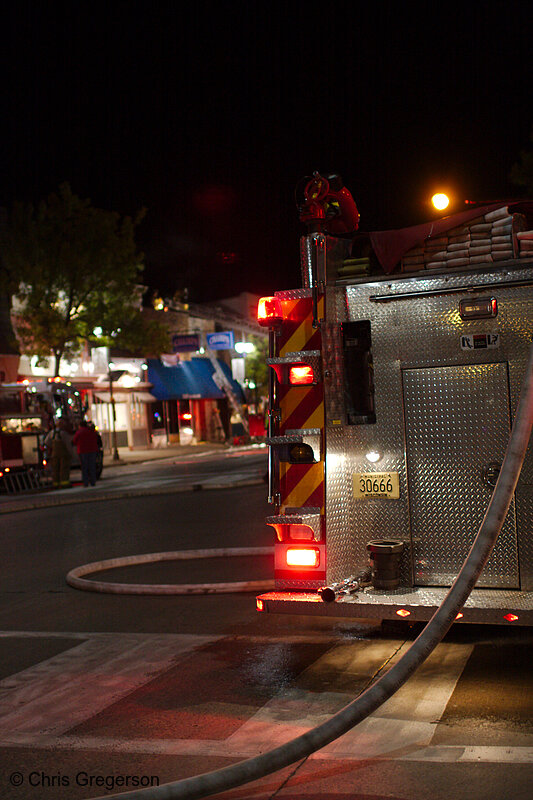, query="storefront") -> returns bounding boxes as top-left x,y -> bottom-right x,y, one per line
91,387 -> 155,449
147,357 -> 245,444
